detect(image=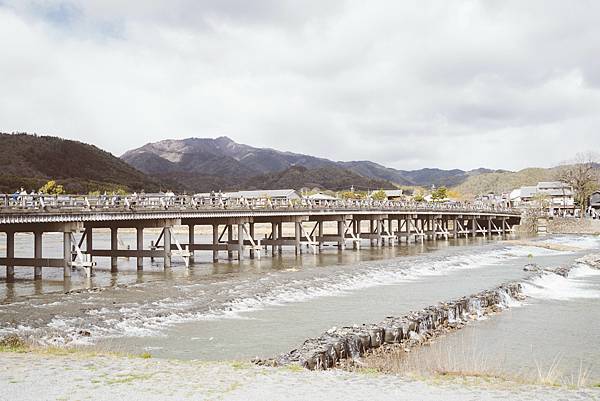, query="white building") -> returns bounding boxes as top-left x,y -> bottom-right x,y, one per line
510,181 -> 575,214
306,192 -> 338,202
